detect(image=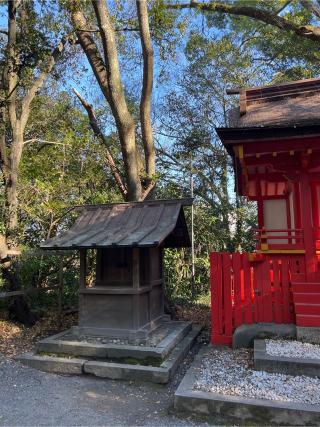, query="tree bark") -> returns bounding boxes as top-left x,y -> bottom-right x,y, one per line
136,0 -> 155,181
68,1 -> 158,202
69,2 -> 142,201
